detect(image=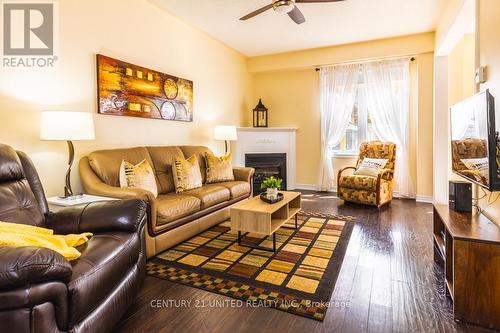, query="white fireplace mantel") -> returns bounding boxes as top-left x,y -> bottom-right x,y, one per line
236,127 -> 298,132
231,127 -> 297,190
